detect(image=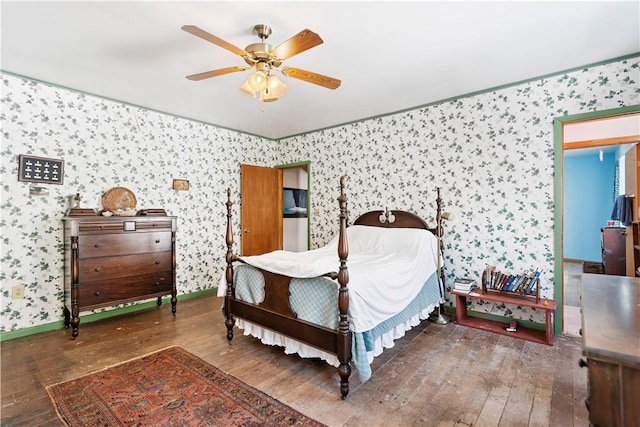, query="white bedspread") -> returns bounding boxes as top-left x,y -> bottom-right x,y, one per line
221,225 -> 438,332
